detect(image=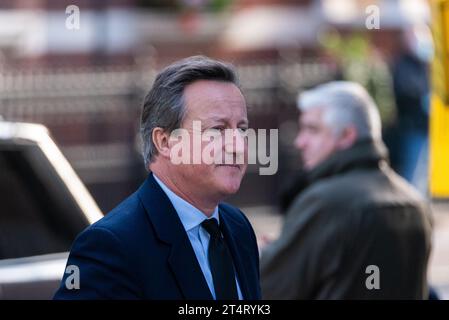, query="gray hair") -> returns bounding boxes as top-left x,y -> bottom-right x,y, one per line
297,81 -> 382,141
140,55 -> 239,169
